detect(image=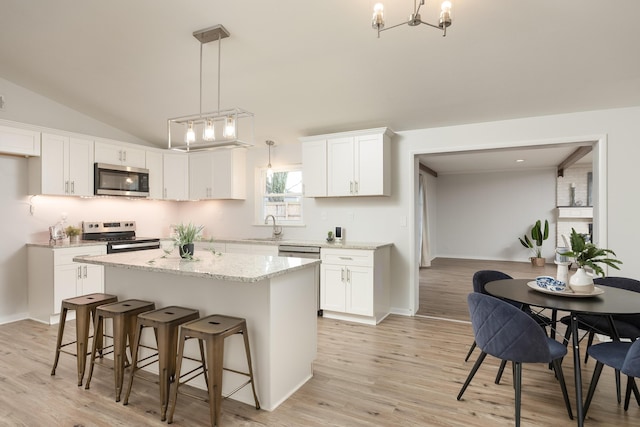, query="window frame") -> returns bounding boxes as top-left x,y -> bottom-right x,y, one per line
255,164 -> 304,226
